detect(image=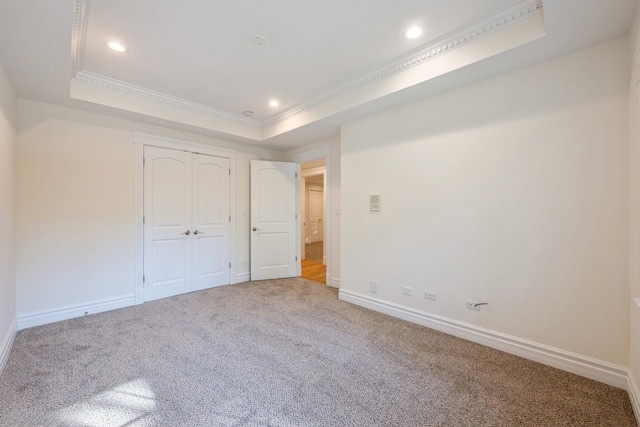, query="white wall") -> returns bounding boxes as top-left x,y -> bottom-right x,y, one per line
628,6 -> 640,418
16,100 -> 280,325
341,37 -> 630,366
0,61 -> 17,372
